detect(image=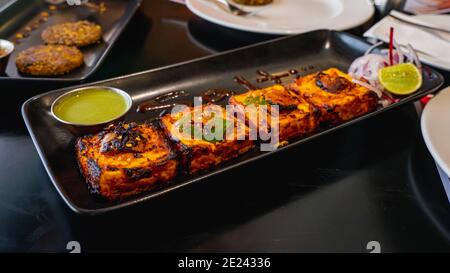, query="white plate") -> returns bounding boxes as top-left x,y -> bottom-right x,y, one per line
186,0 -> 375,35
414,14 -> 450,32
421,86 -> 450,178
